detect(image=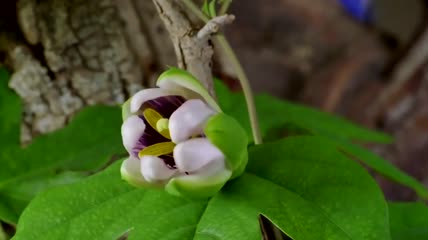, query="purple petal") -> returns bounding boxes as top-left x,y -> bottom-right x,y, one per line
160,154 -> 177,169
132,116 -> 168,156
143,95 -> 186,119
131,95 -> 187,168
